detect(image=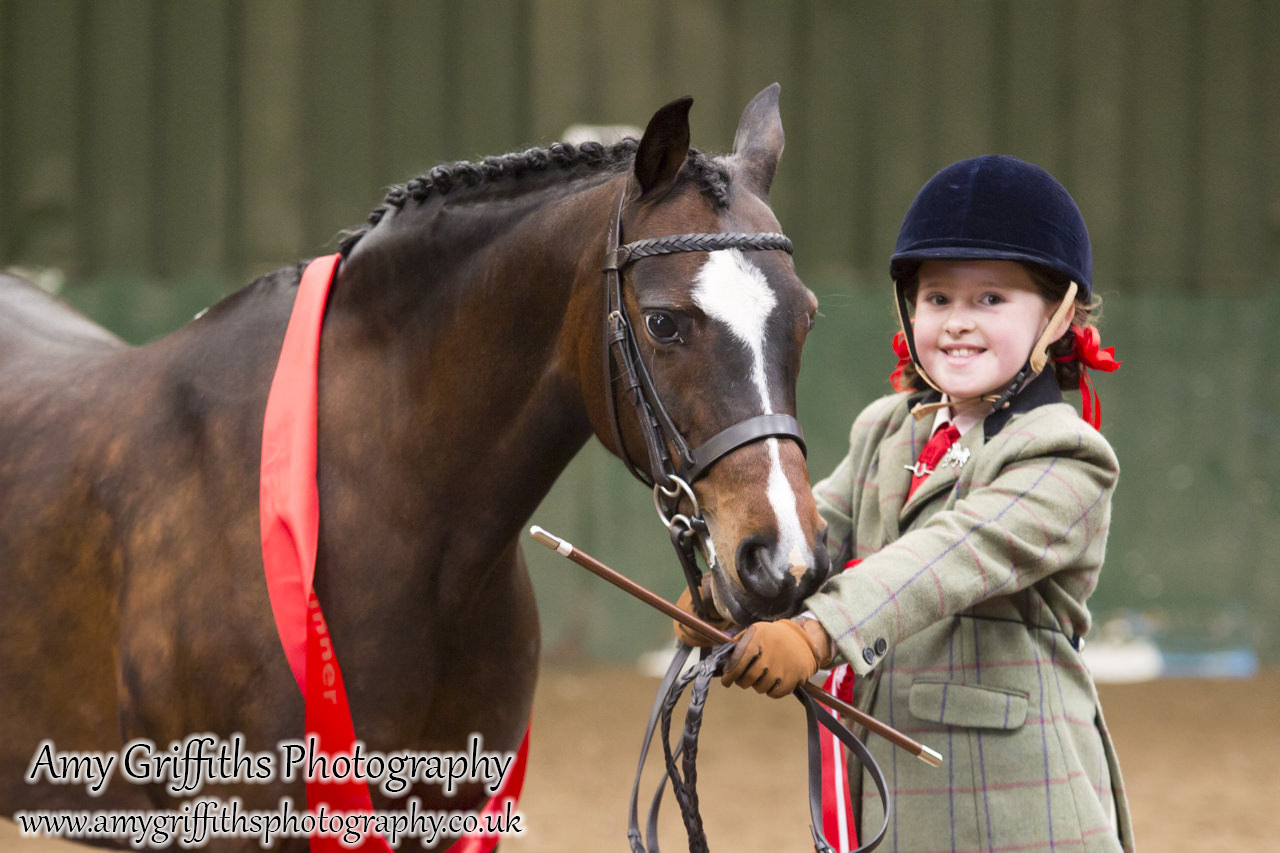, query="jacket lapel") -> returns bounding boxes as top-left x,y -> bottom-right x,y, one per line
877,398 -> 931,539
